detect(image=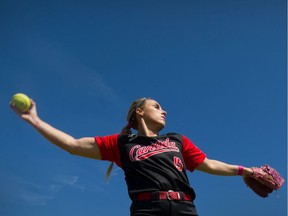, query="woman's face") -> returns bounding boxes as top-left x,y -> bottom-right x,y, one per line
138,99 -> 167,131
